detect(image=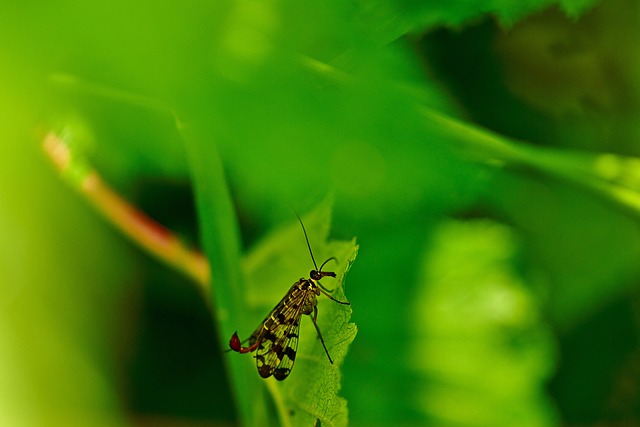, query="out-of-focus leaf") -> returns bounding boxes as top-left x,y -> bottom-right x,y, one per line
425,108 -> 640,216
180,122 -> 266,426
488,172 -> 640,329
353,0 -> 599,45
494,1 -> 640,154
424,109 -> 640,327
0,88 -> 135,425
410,220 -> 557,426
206,55 -> 485,227
45,77 -> 189,191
